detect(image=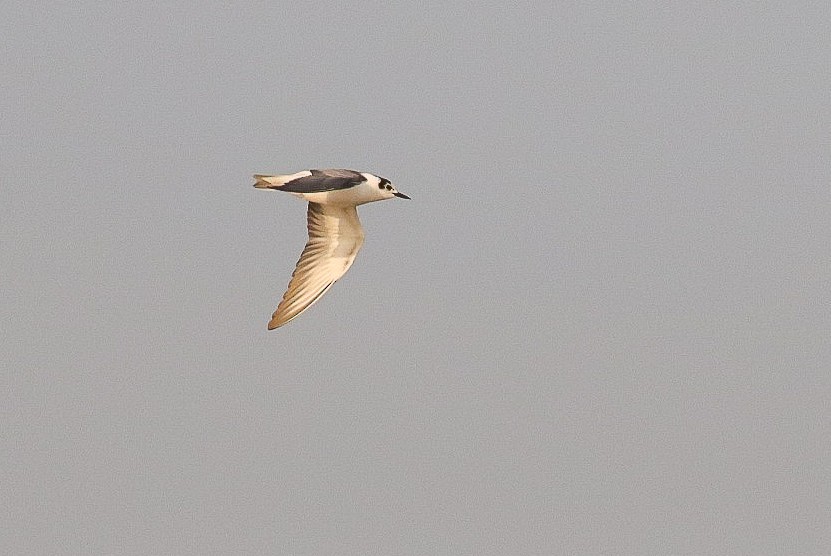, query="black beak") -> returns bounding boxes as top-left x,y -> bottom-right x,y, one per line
393,191 -> 411,200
